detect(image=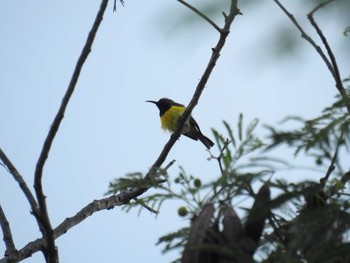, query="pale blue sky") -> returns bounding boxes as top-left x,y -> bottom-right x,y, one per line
0,0 -> 349,262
